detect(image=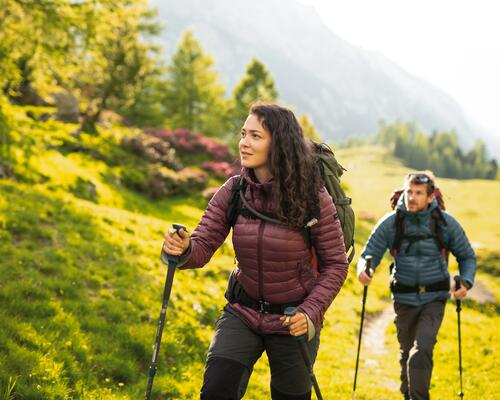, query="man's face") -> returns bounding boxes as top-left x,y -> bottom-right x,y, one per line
404,183 -> 433,212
